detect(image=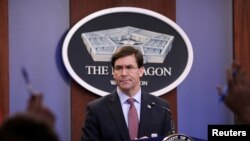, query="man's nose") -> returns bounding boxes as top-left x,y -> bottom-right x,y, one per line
121,68 -> 128,75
